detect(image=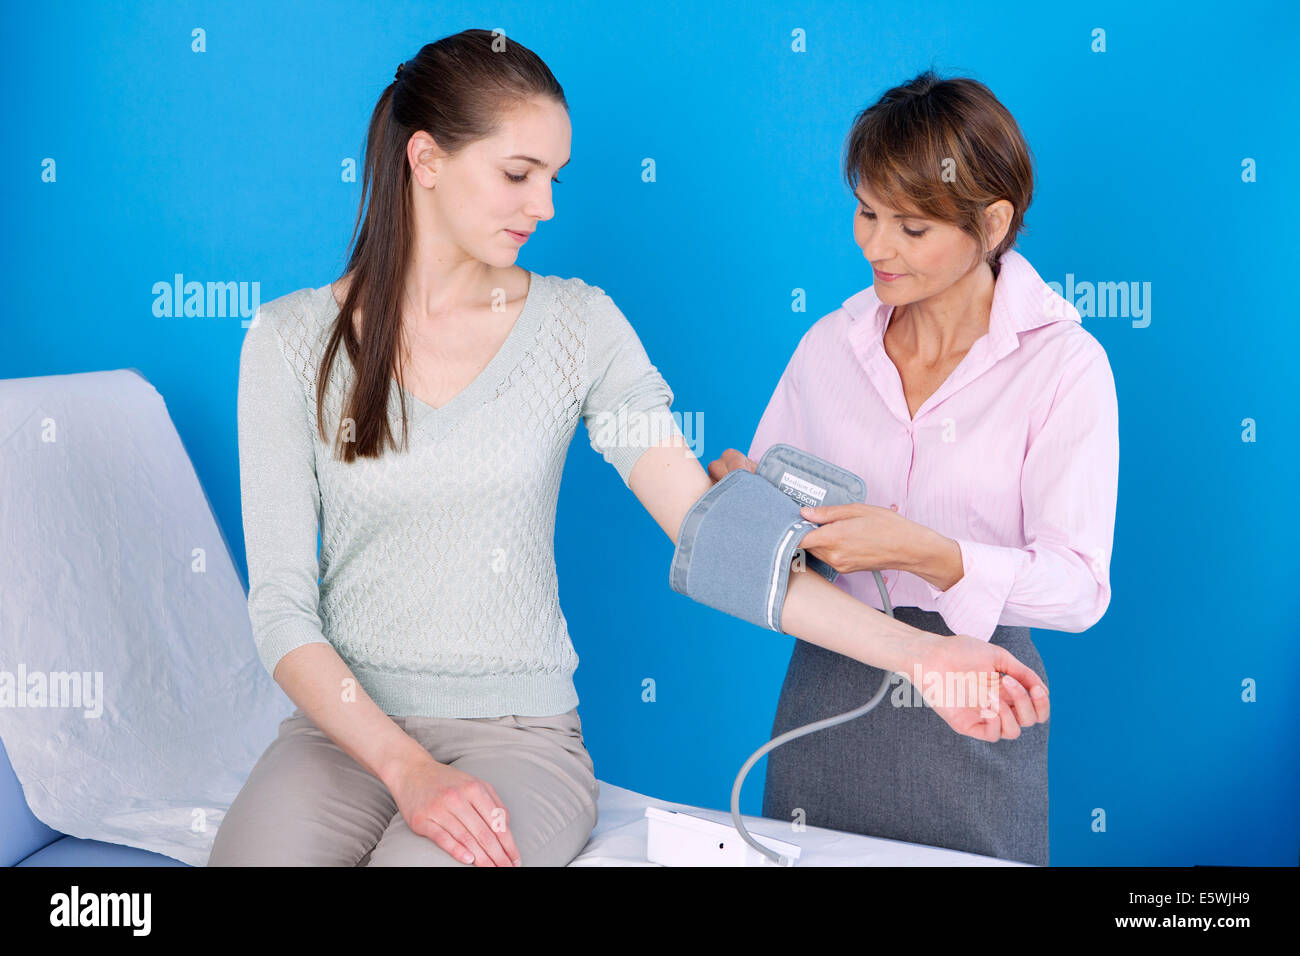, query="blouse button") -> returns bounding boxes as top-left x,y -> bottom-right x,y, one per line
890,504 -> 899,511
